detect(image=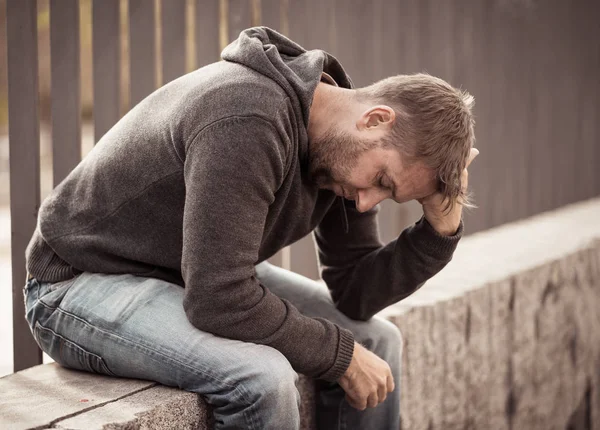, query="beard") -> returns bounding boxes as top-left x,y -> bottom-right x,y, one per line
308,126 -> 375,189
